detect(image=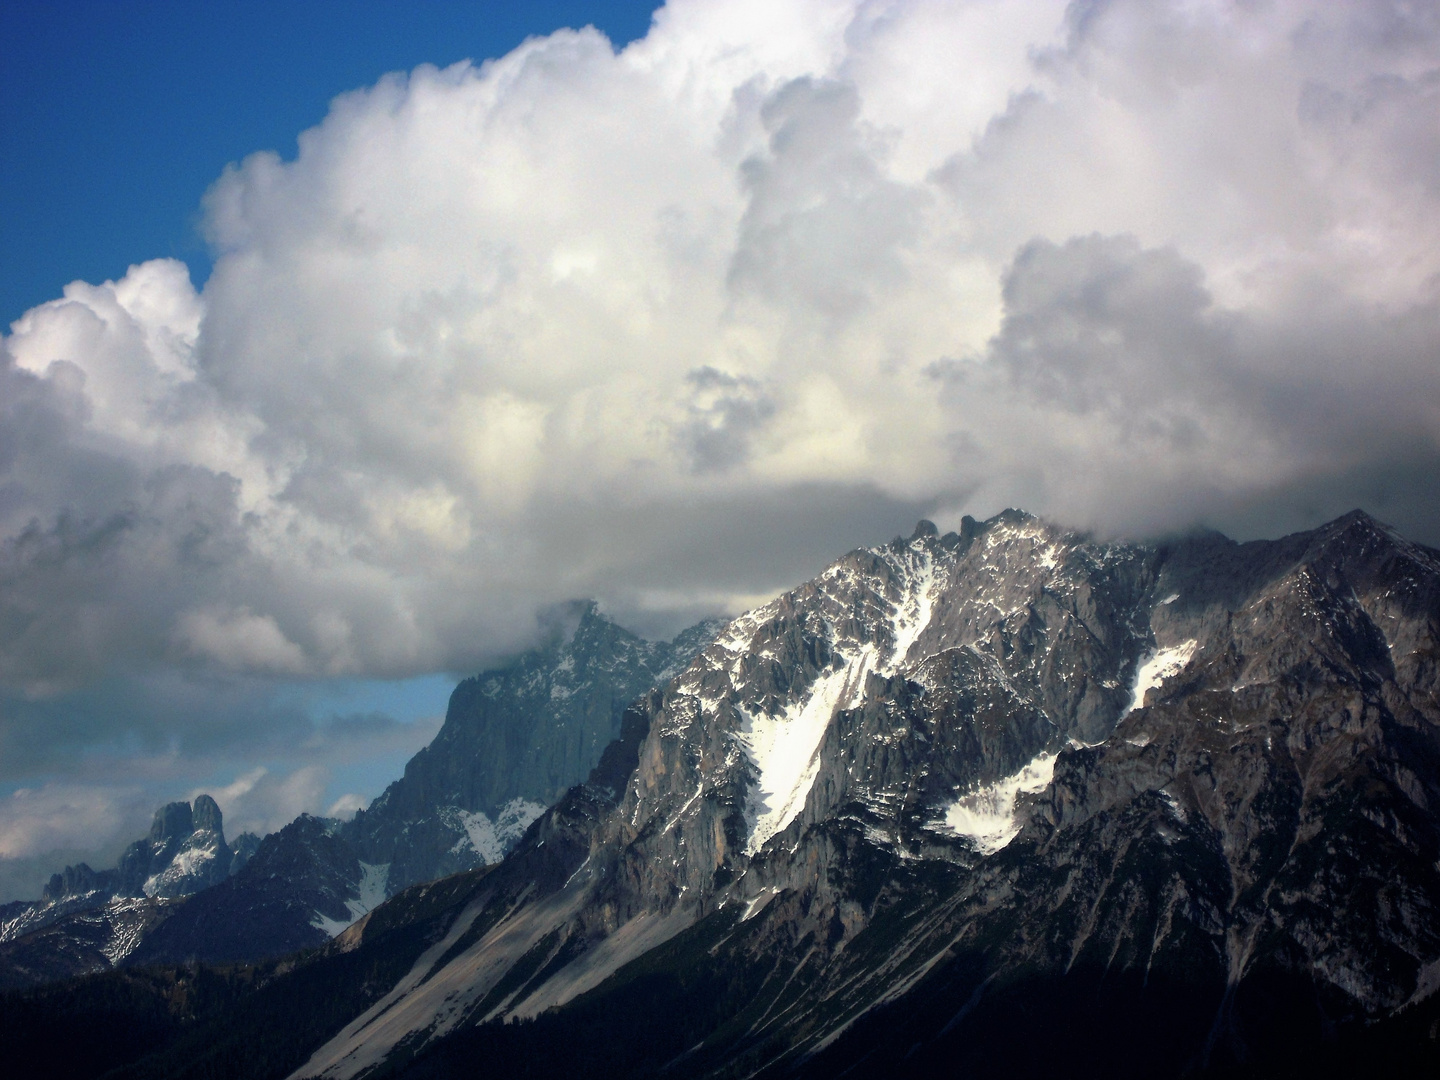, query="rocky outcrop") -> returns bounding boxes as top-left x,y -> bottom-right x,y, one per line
0,607 -> 725,982
32,794 -> 237,907
117,794 -> 234,899
0,794 -> 251,989
0,795 -> 243,959
5,510 -> 1436,1078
